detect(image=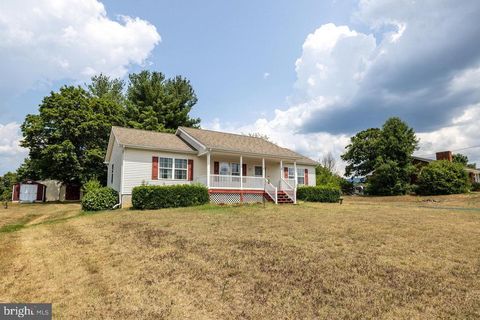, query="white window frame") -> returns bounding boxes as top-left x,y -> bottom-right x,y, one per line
287,167 -> 295,179
218,162 -> 240,176
158,157 -> 188,181
297,168 -> 305,185
231,163 -> 240,176
219,162 -> 230,175
174,159 -> 188,180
